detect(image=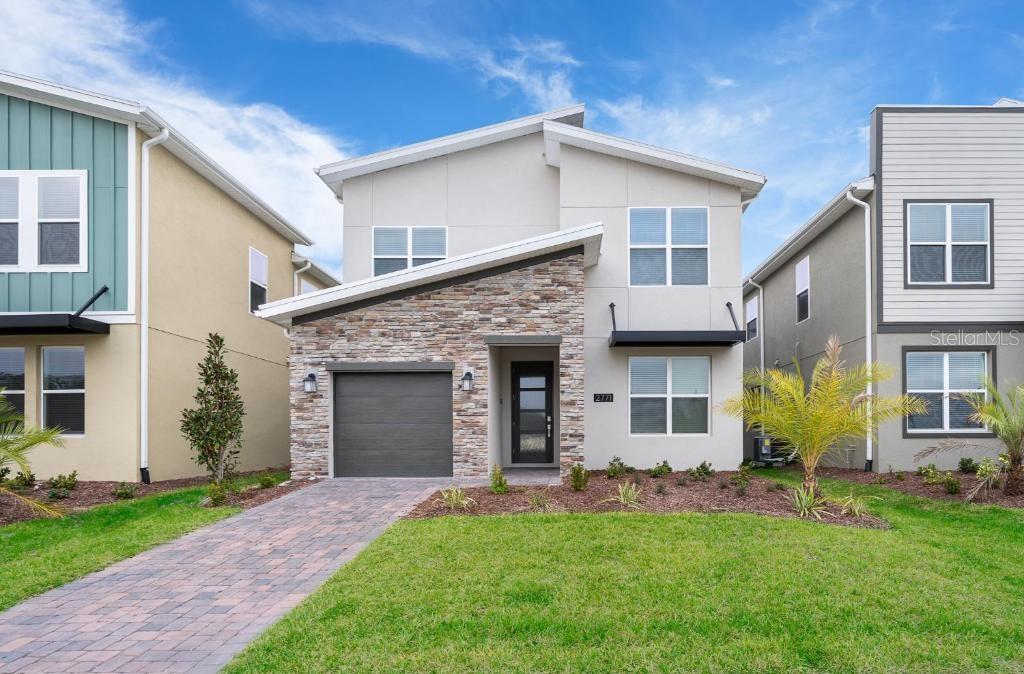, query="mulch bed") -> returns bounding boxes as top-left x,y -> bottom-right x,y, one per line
0,468 -> 310,526
406,471 -> 889,529
816,466 -> 1024,508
